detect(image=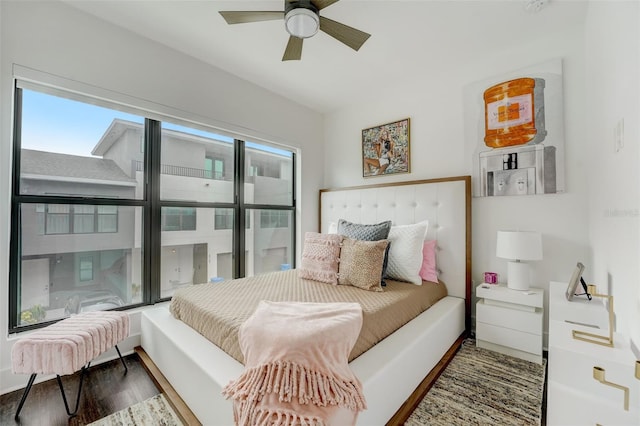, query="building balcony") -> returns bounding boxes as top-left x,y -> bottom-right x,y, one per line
134,160 -> 231,181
